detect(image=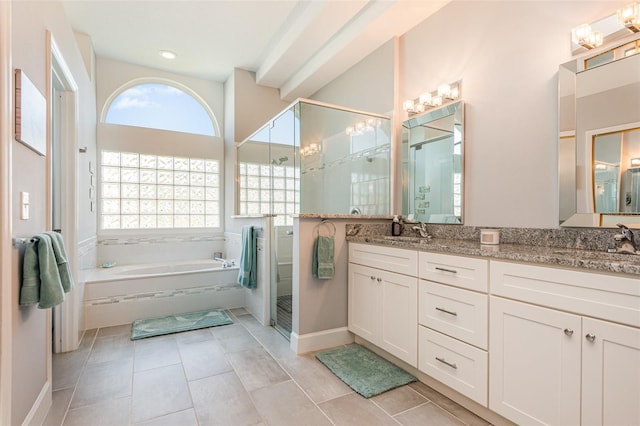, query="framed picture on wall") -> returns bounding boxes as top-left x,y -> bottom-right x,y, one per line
15,69 -> 46,156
